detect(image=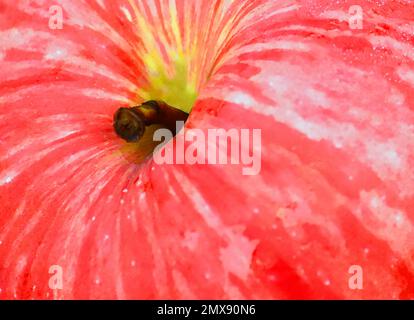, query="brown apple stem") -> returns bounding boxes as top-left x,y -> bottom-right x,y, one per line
113,100 -> 189,143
